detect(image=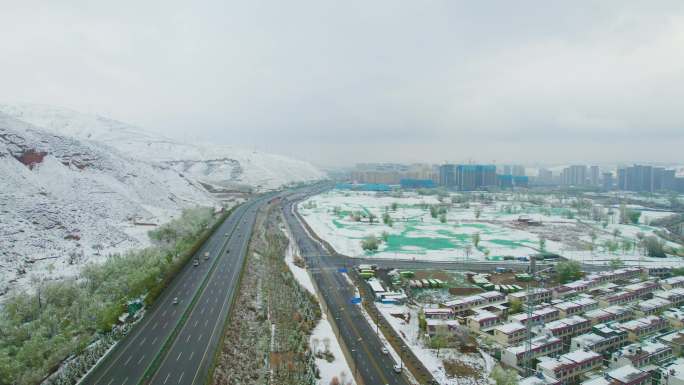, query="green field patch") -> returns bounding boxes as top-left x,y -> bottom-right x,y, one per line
384,234 -> 456,252
487,239 -> 534,249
